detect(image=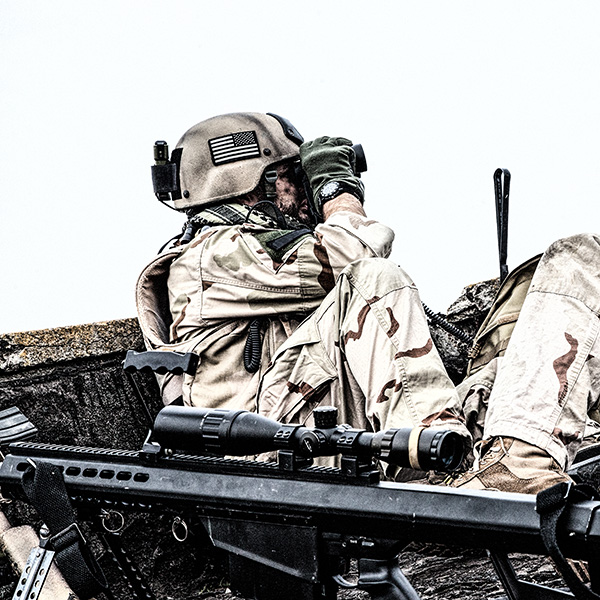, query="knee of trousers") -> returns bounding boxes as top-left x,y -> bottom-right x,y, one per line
339,257 -> 417,295
542,233 -> 600,266
532,233 -> 600,305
